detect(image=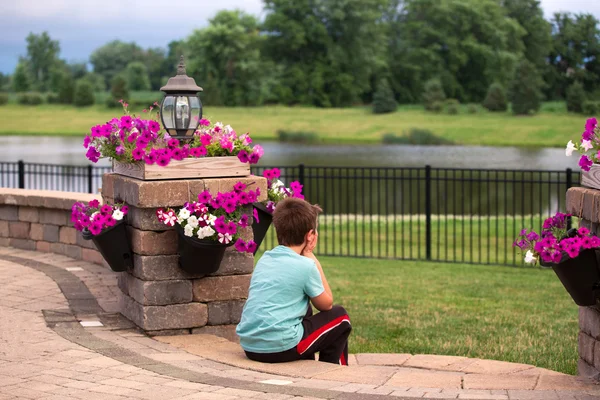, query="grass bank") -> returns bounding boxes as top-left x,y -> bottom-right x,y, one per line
292,255 -> 578,375
0,102 -> 585,147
